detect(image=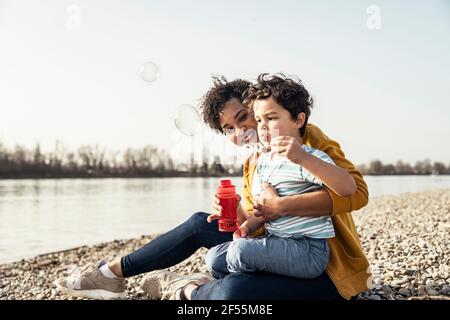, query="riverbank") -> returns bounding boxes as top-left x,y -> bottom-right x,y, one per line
0,172 -> 241,180
1,189 -> 449,300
